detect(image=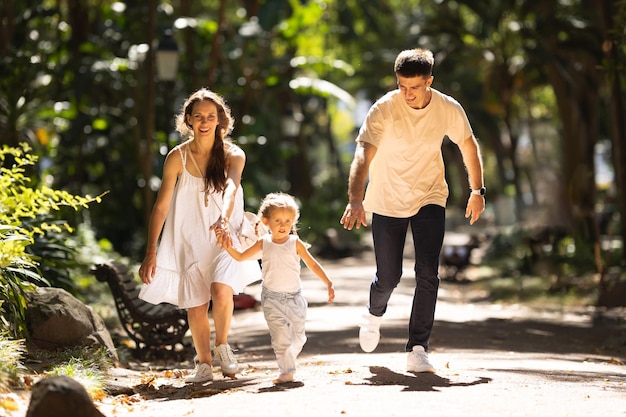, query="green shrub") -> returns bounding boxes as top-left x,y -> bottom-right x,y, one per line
0,143 -> 105,338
